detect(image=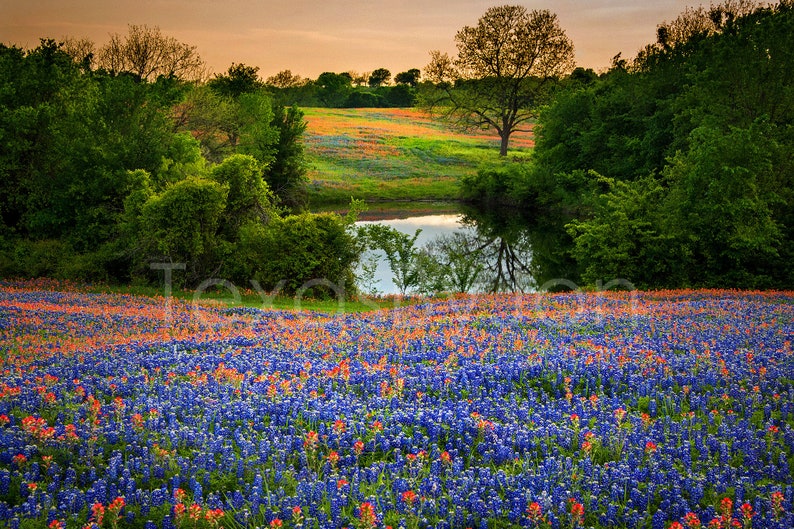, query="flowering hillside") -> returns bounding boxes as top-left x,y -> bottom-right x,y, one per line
302,108 -> 533,204
0,282 -> 792,529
